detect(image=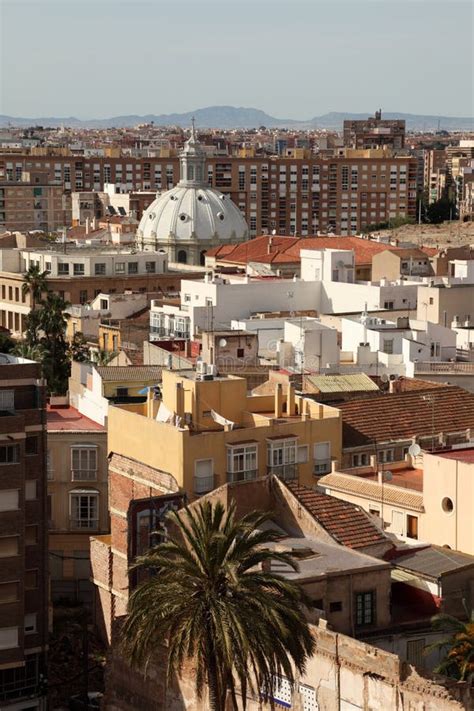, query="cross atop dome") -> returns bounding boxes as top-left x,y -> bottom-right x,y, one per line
179,119 -> 206,186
